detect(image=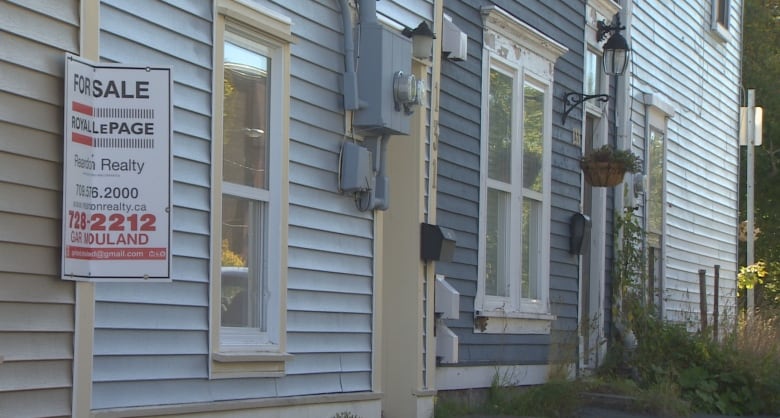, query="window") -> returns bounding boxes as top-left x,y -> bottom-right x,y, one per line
710,0 -> 731,40
476,6 -> 567,333
647,128 -> 665,315
643,93 -> 675,320
211,0 -> 292,377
